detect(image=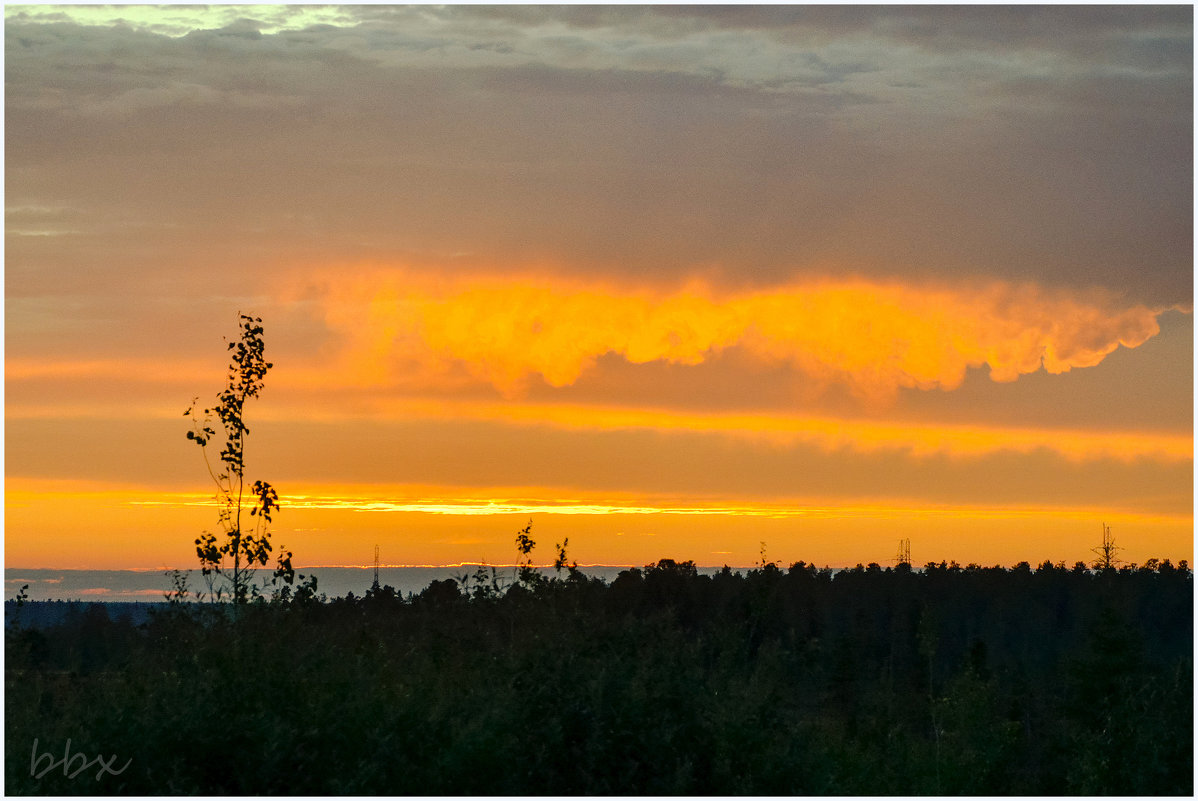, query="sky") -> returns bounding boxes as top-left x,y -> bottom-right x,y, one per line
4,4 -> 1193,575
